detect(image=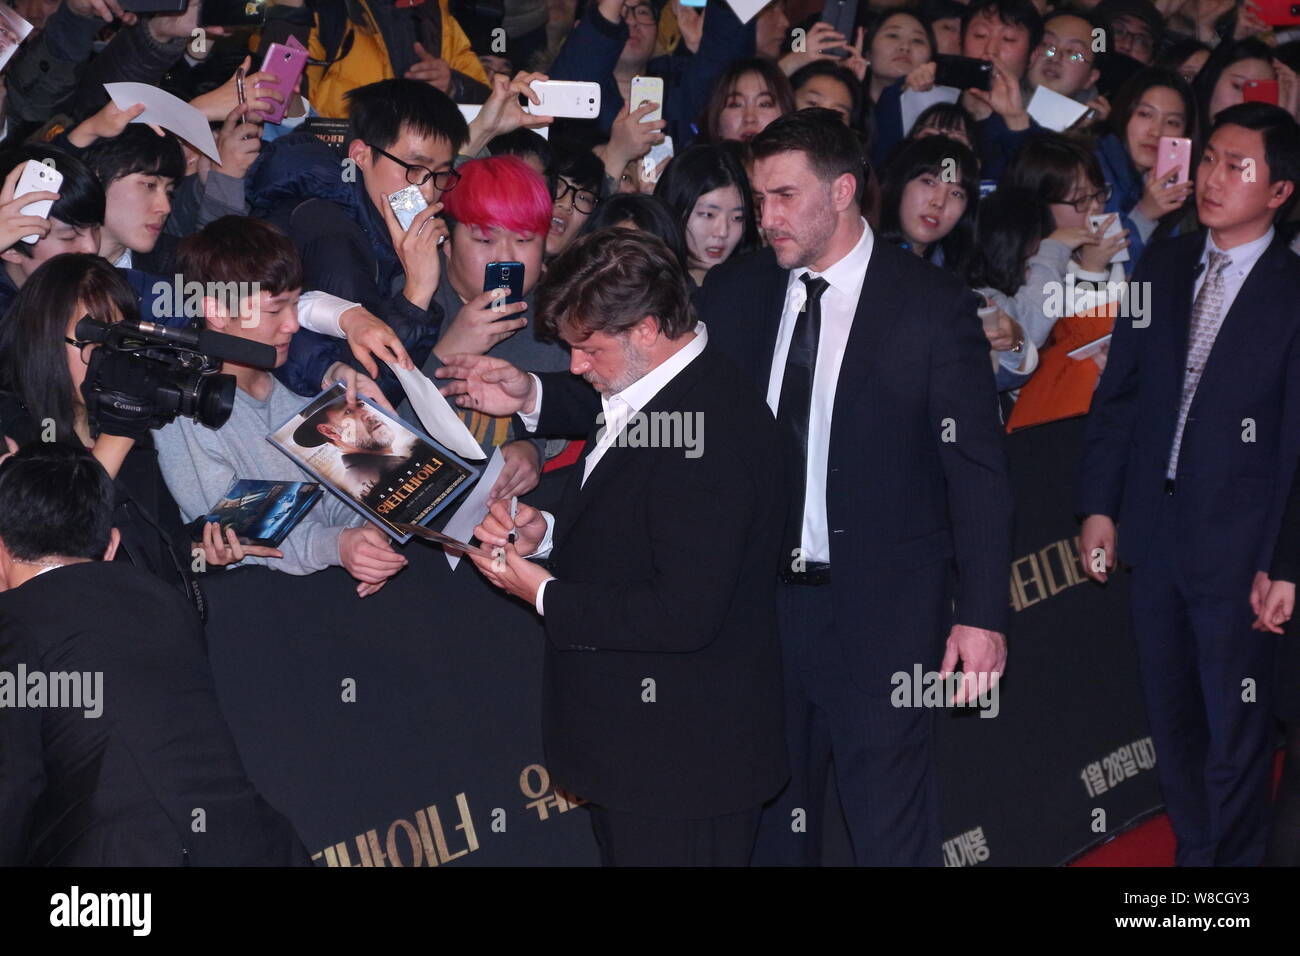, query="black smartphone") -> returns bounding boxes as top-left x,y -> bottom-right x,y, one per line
819,0 -> 858,58
119,0 -> 187,12
199,0 -> 267,27
933,54 -> 993,92
484,261 -> 525,305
